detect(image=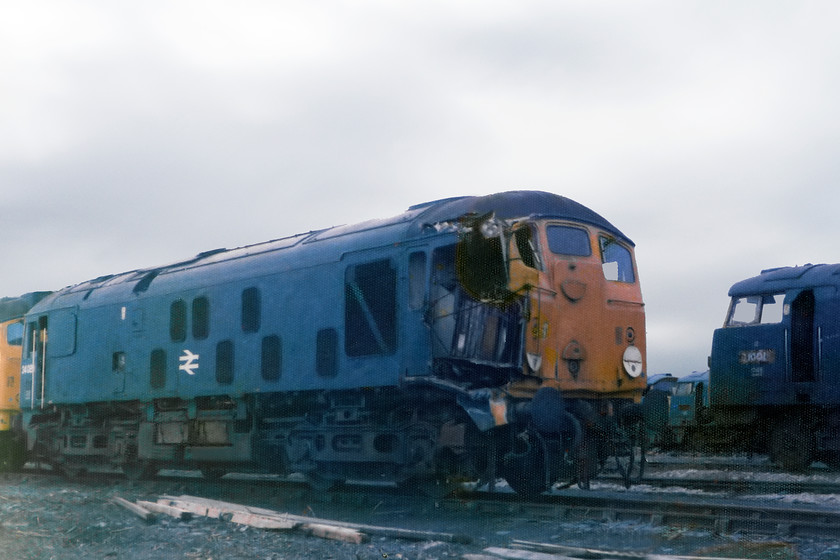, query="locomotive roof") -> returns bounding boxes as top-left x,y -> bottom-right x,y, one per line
677,370 -> 709,384
407,190 -> 631,244
0,292 -> 51,323
30,191 -> 633,311
729,263 -> 840,296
